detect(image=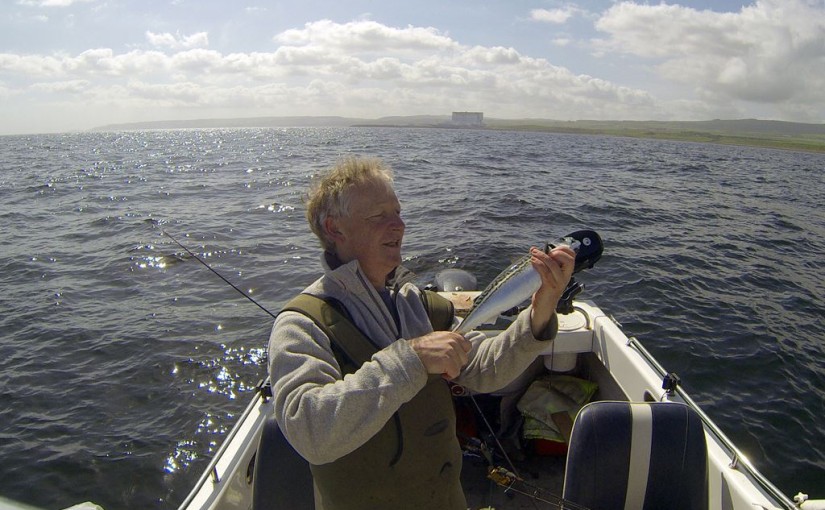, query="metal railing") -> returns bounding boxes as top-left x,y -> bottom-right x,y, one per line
624,334 -> 798,510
